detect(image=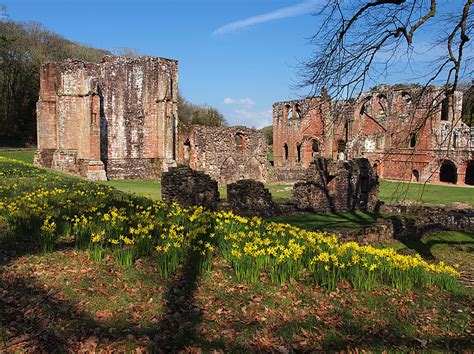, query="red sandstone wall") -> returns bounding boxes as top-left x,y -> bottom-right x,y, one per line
272,86 -> 473,185
35,56 -> 179,181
